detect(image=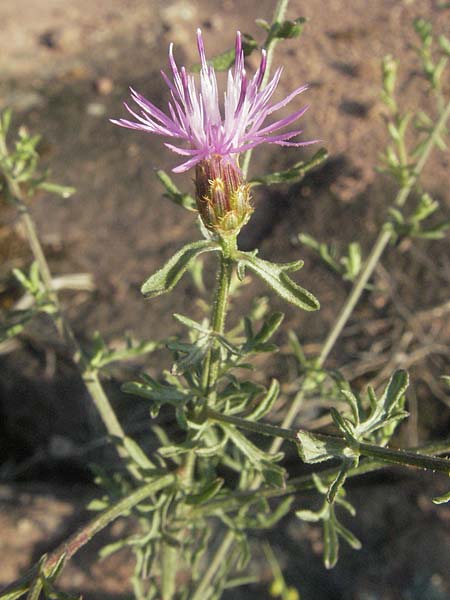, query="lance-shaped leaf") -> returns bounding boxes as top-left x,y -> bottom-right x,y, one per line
141,240 -> 220,298
266,17 -> 307,44
185,478 -> 224,505
296,474 -> 360,569
354,369 -> 409,438
236,251 -> 319,311
156,169 -> 196,211
296,430 -> 356,463
246,379 -> 280,421
122,376 -> 192,418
